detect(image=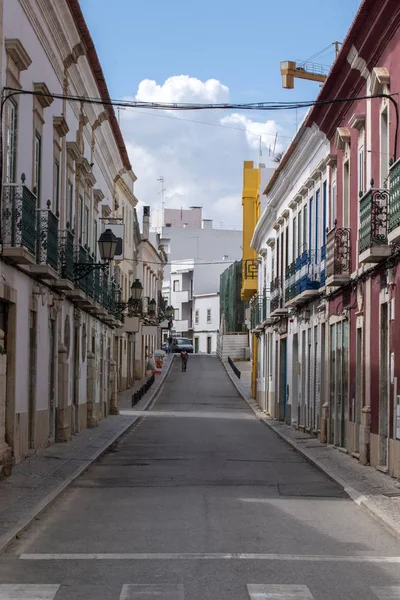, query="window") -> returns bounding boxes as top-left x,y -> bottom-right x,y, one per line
174,308 -> 179,320
173,280 -> 179,291
331,181 -> 337,226
322,181 -> 327,247
67,180 -> 74,227
79,196 -> 84,241
315,190 -> 319,257
380,107 -> 389,188
34,132 -> 42,203
207,308 -> 211,323
5,99 -> 17,183
292,217 -> 296,262
358,145 -> 365,196
53,160 -> 60,215
298,210 -> 302,256
93,220 -> 98,260
195,309 -> 199,325
309,197 -> 313,253
85,206 -> 89,246
343,161 -> 350,227
303,204 -> 308,252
